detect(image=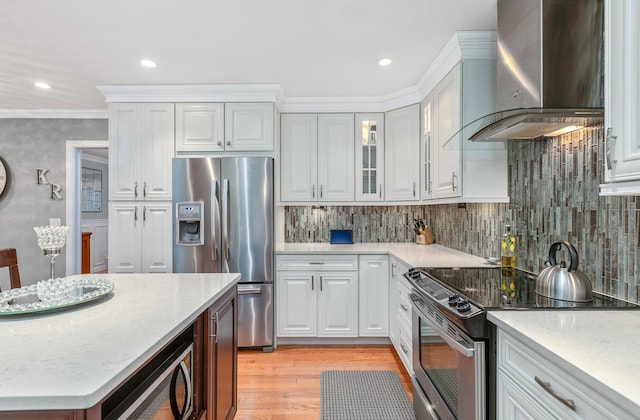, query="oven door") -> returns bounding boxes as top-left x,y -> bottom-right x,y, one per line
411,296 -> 486,420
